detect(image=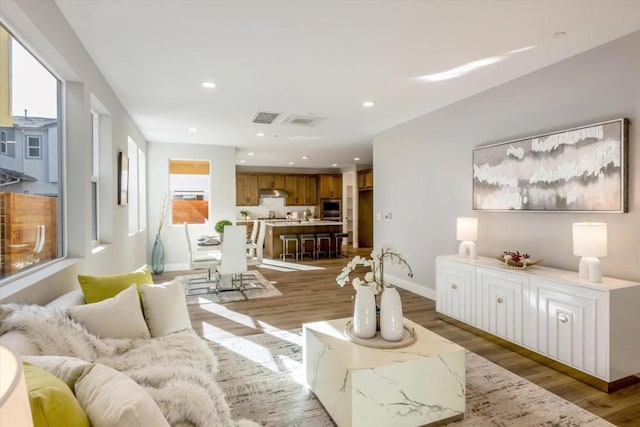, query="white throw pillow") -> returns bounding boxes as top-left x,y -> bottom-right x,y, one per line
140,281 -> 192,337
75,363 -> 170,427
23,355 -> 89,389
67,284 -> 150,339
